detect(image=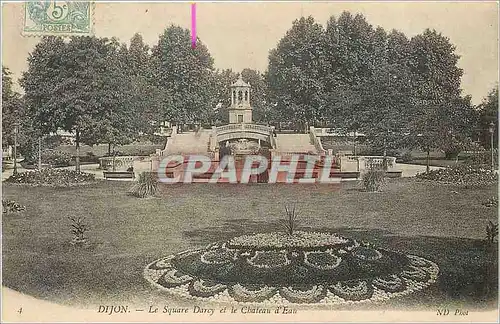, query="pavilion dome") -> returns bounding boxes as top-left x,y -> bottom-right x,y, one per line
231,76 -> 250,88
